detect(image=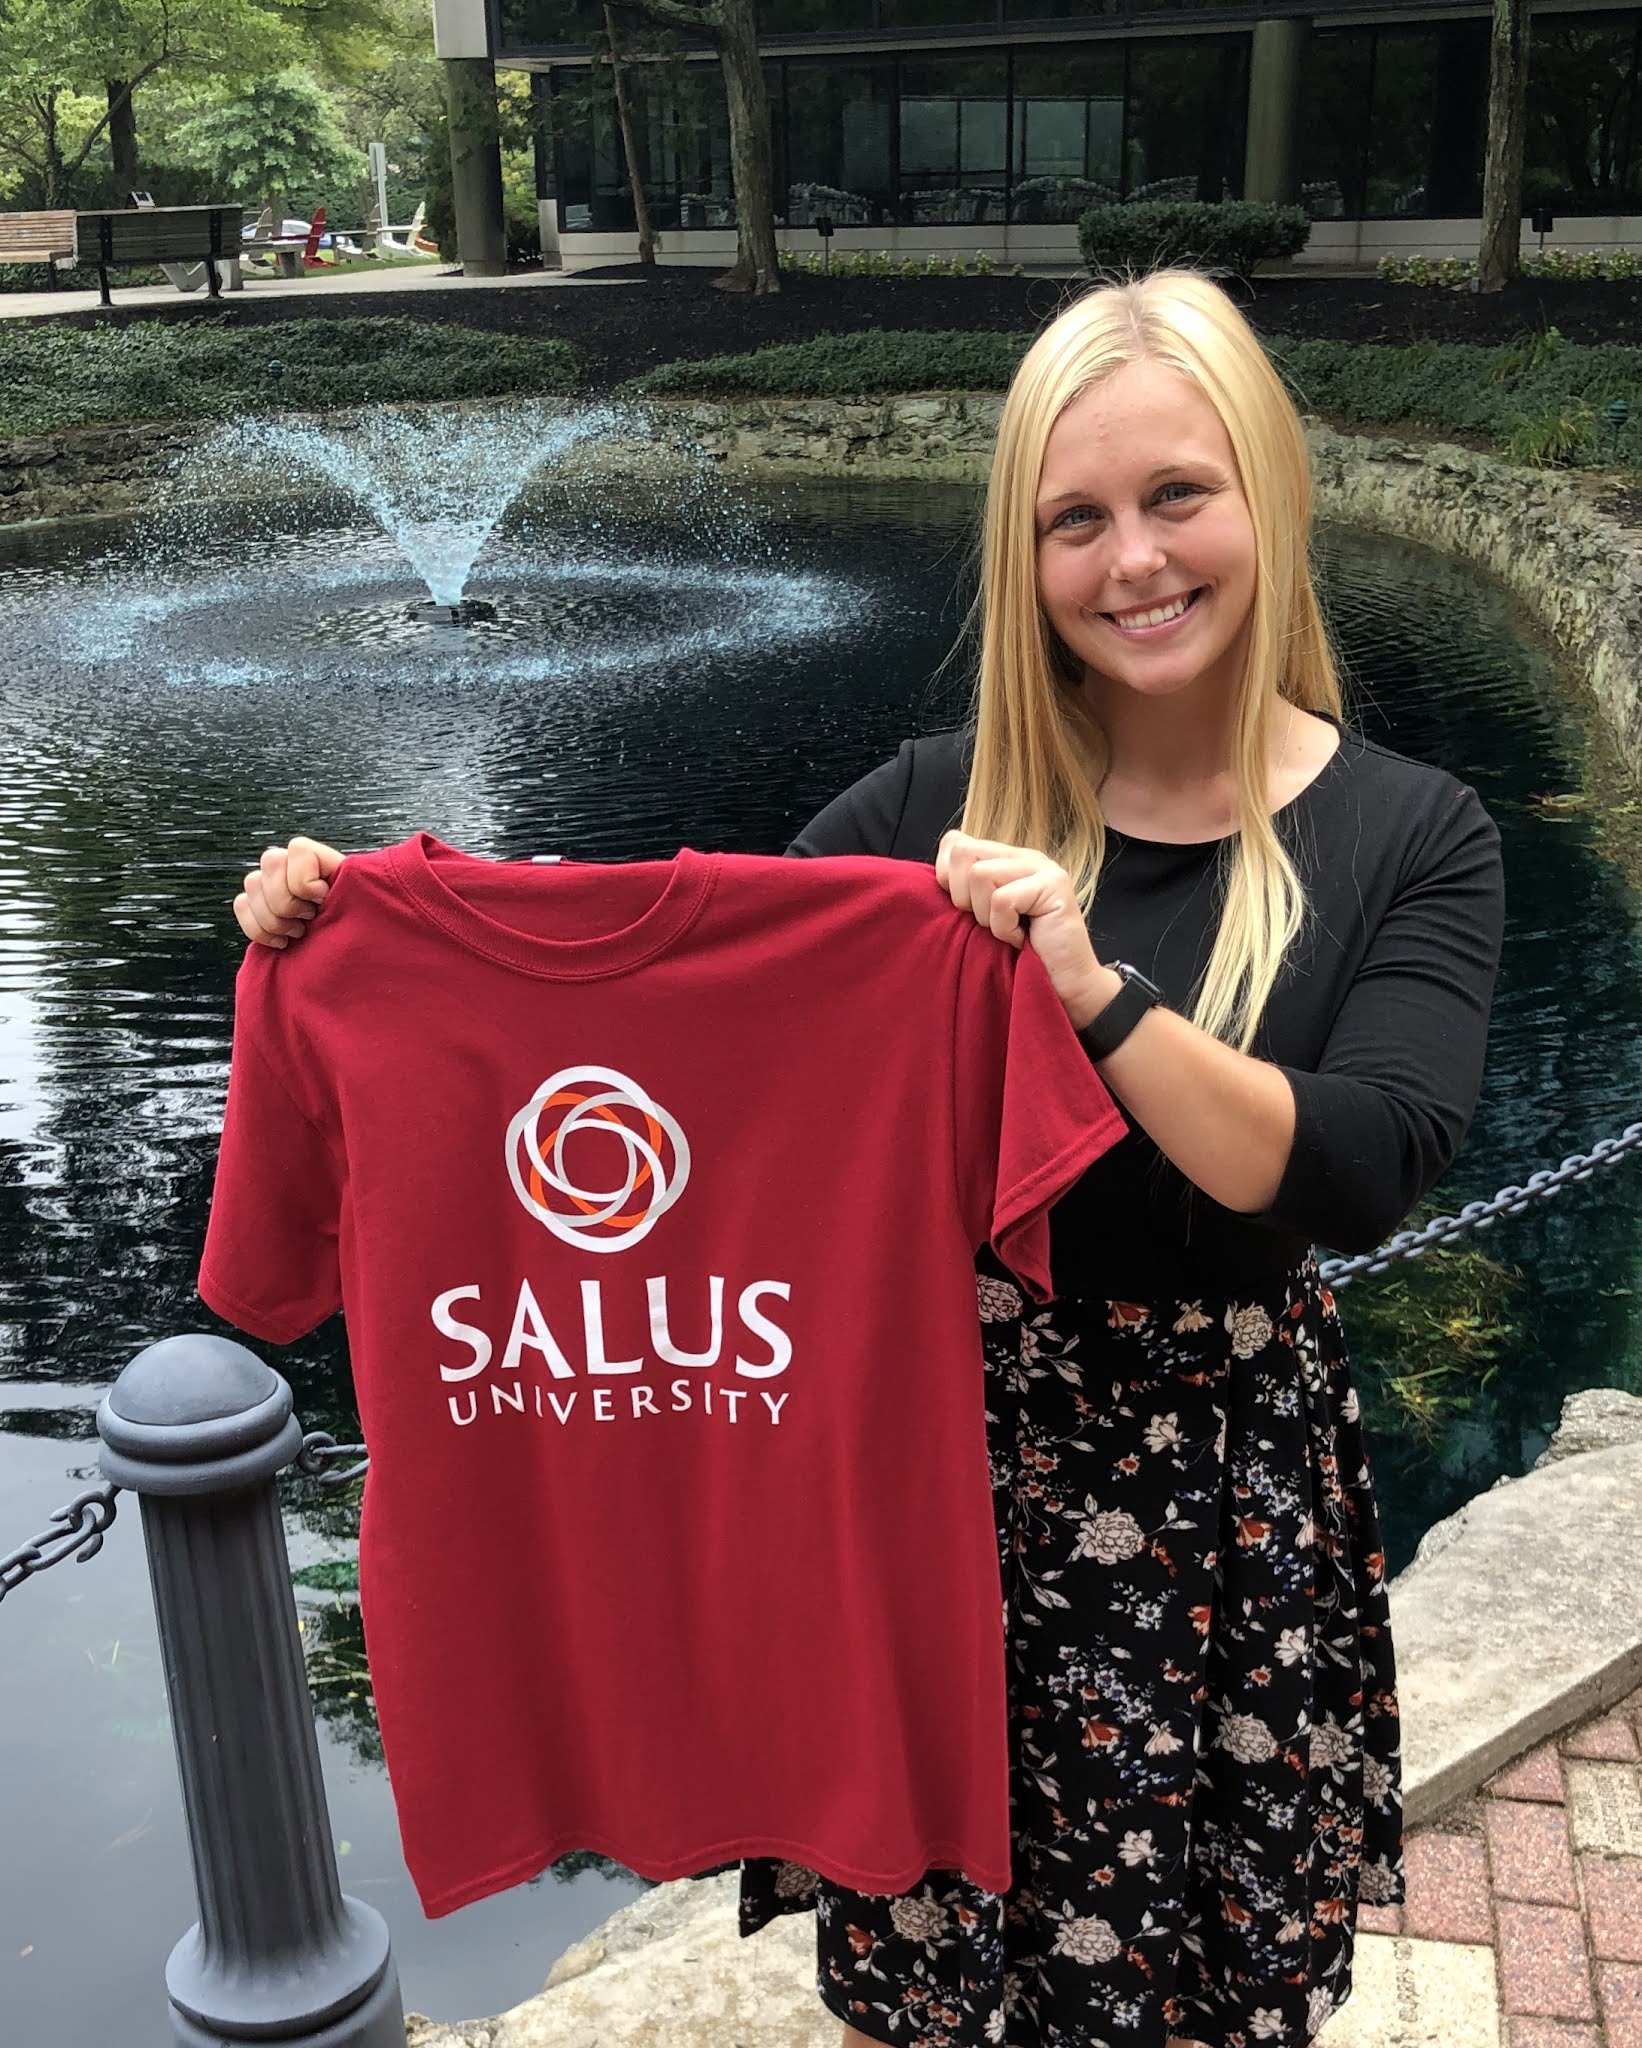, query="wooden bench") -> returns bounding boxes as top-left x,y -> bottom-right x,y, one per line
0,210 -> 78,280
74,205 -> 245,306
